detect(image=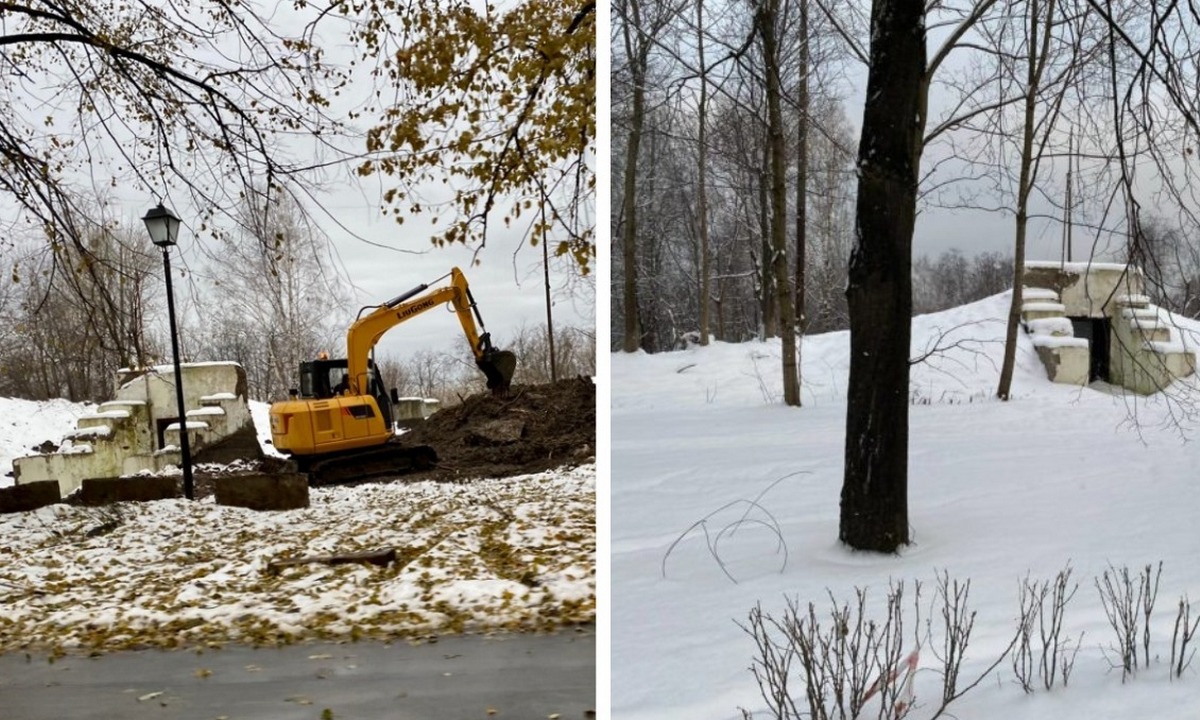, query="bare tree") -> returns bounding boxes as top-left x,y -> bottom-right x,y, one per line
196,195 -> 346,400
615,0 -> 677,352
696,0 -> 713,346
758,0 -> 800,406
804,98 -> 856,334
1140,217 -> 1200,319
793,0 -> 811,372
841,0 -> 1005,552
995,0 -> 1093,400
505,322 -> 597,384
0,220 -> 159,401
0,0 -> 343,263
913,250 -> 1014,315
